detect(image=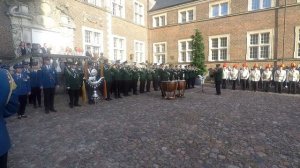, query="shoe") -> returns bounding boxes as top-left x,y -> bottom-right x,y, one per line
118,96 -> 122,98
17,115 -> 22,119
21,115 -> 27,118
74,104 -> 81,107
39,105 -> 42,108
34,105 -> 37,109
45,109 -> 49,114
69,104 -> 73,108
50,109 -> 57,112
